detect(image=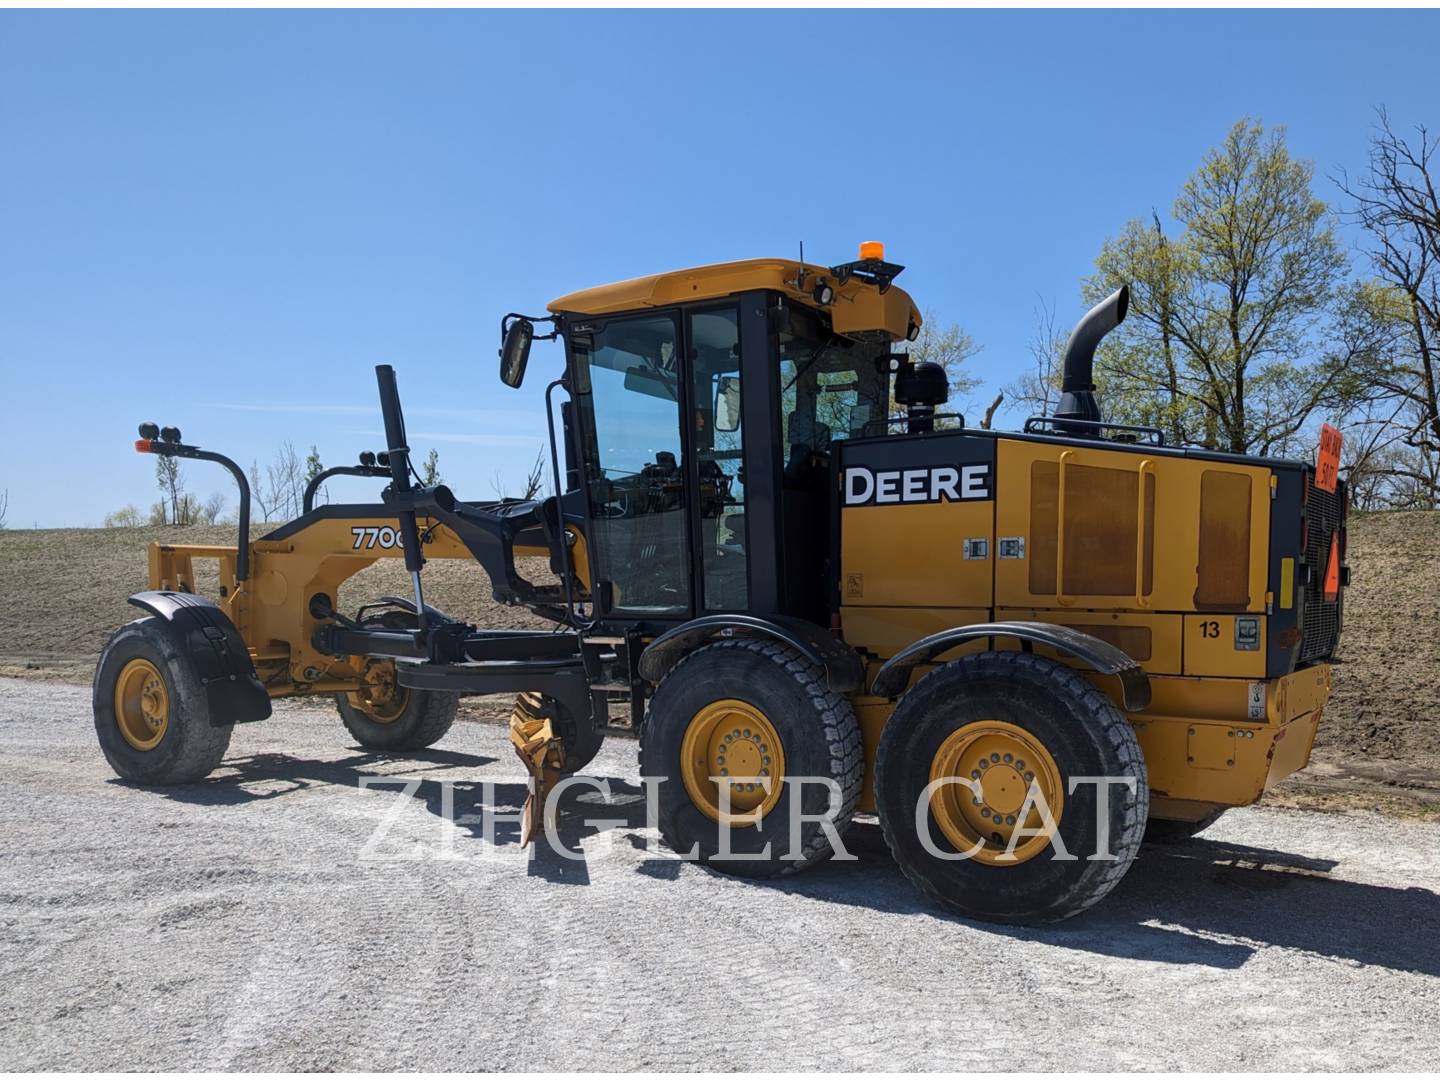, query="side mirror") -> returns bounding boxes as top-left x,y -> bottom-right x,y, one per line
499,318 -> 533,389
714,375 -> 741,432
